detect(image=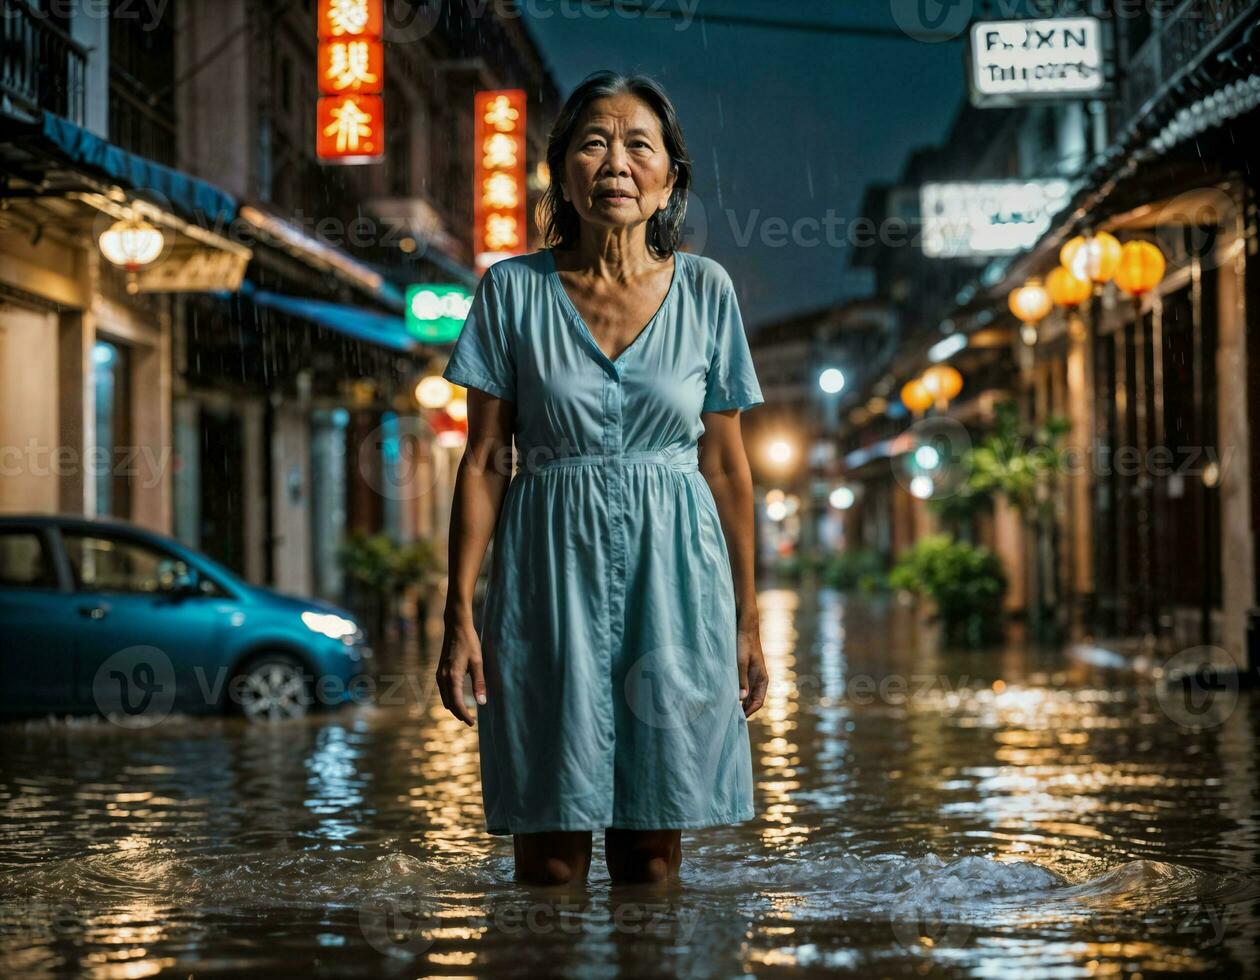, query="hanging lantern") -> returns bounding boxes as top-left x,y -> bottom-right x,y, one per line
1059,231 -> 1121,283
98,216 -> 165,270
900,378 -> 933,415
921,364 -> 963,406
1113,239 -> 1166,297
1046,266 -> 1091,307
1008,278 -> 1052,324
